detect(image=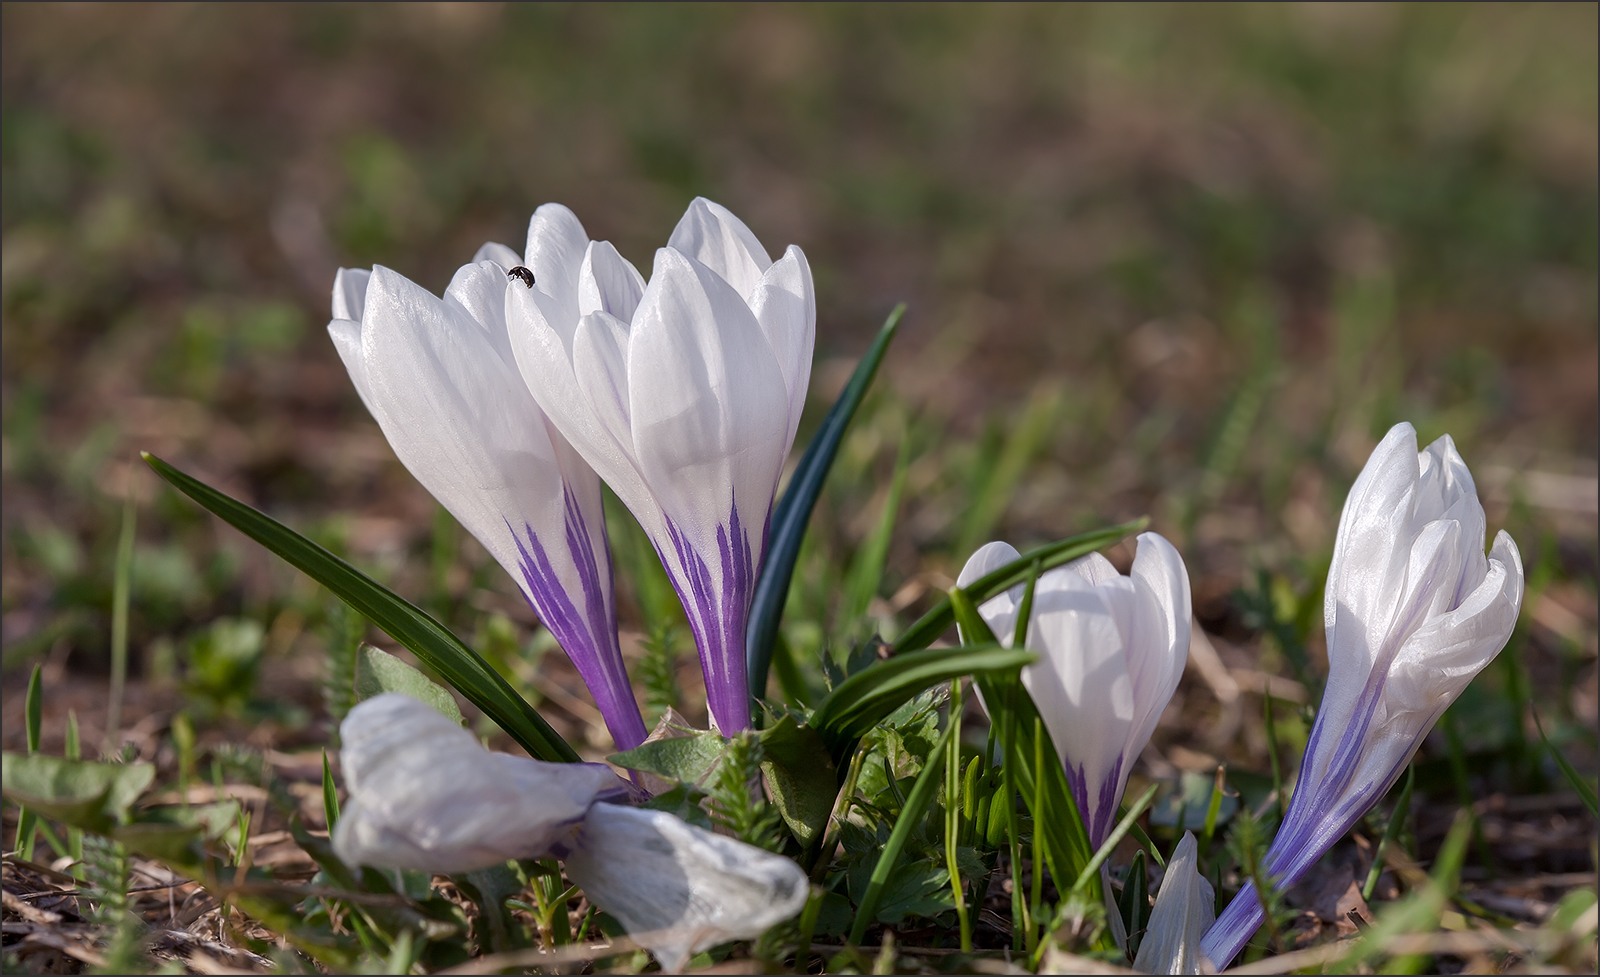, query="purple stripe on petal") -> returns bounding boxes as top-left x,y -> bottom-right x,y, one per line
660,497 -> 756,734
508,505 -> 647,751
1061,753 -> 1124,849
